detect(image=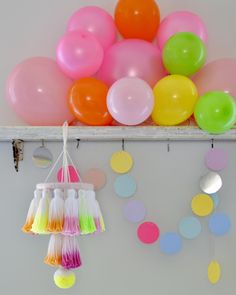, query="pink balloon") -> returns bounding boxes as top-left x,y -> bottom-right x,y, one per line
193,59 -> 236,99
6,57 -> 74,126
157,11 -> 208,51
96,39 -> 166,87
56,30 -> 104,80
67,6 -> 117,50
107,78 -> 154,126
